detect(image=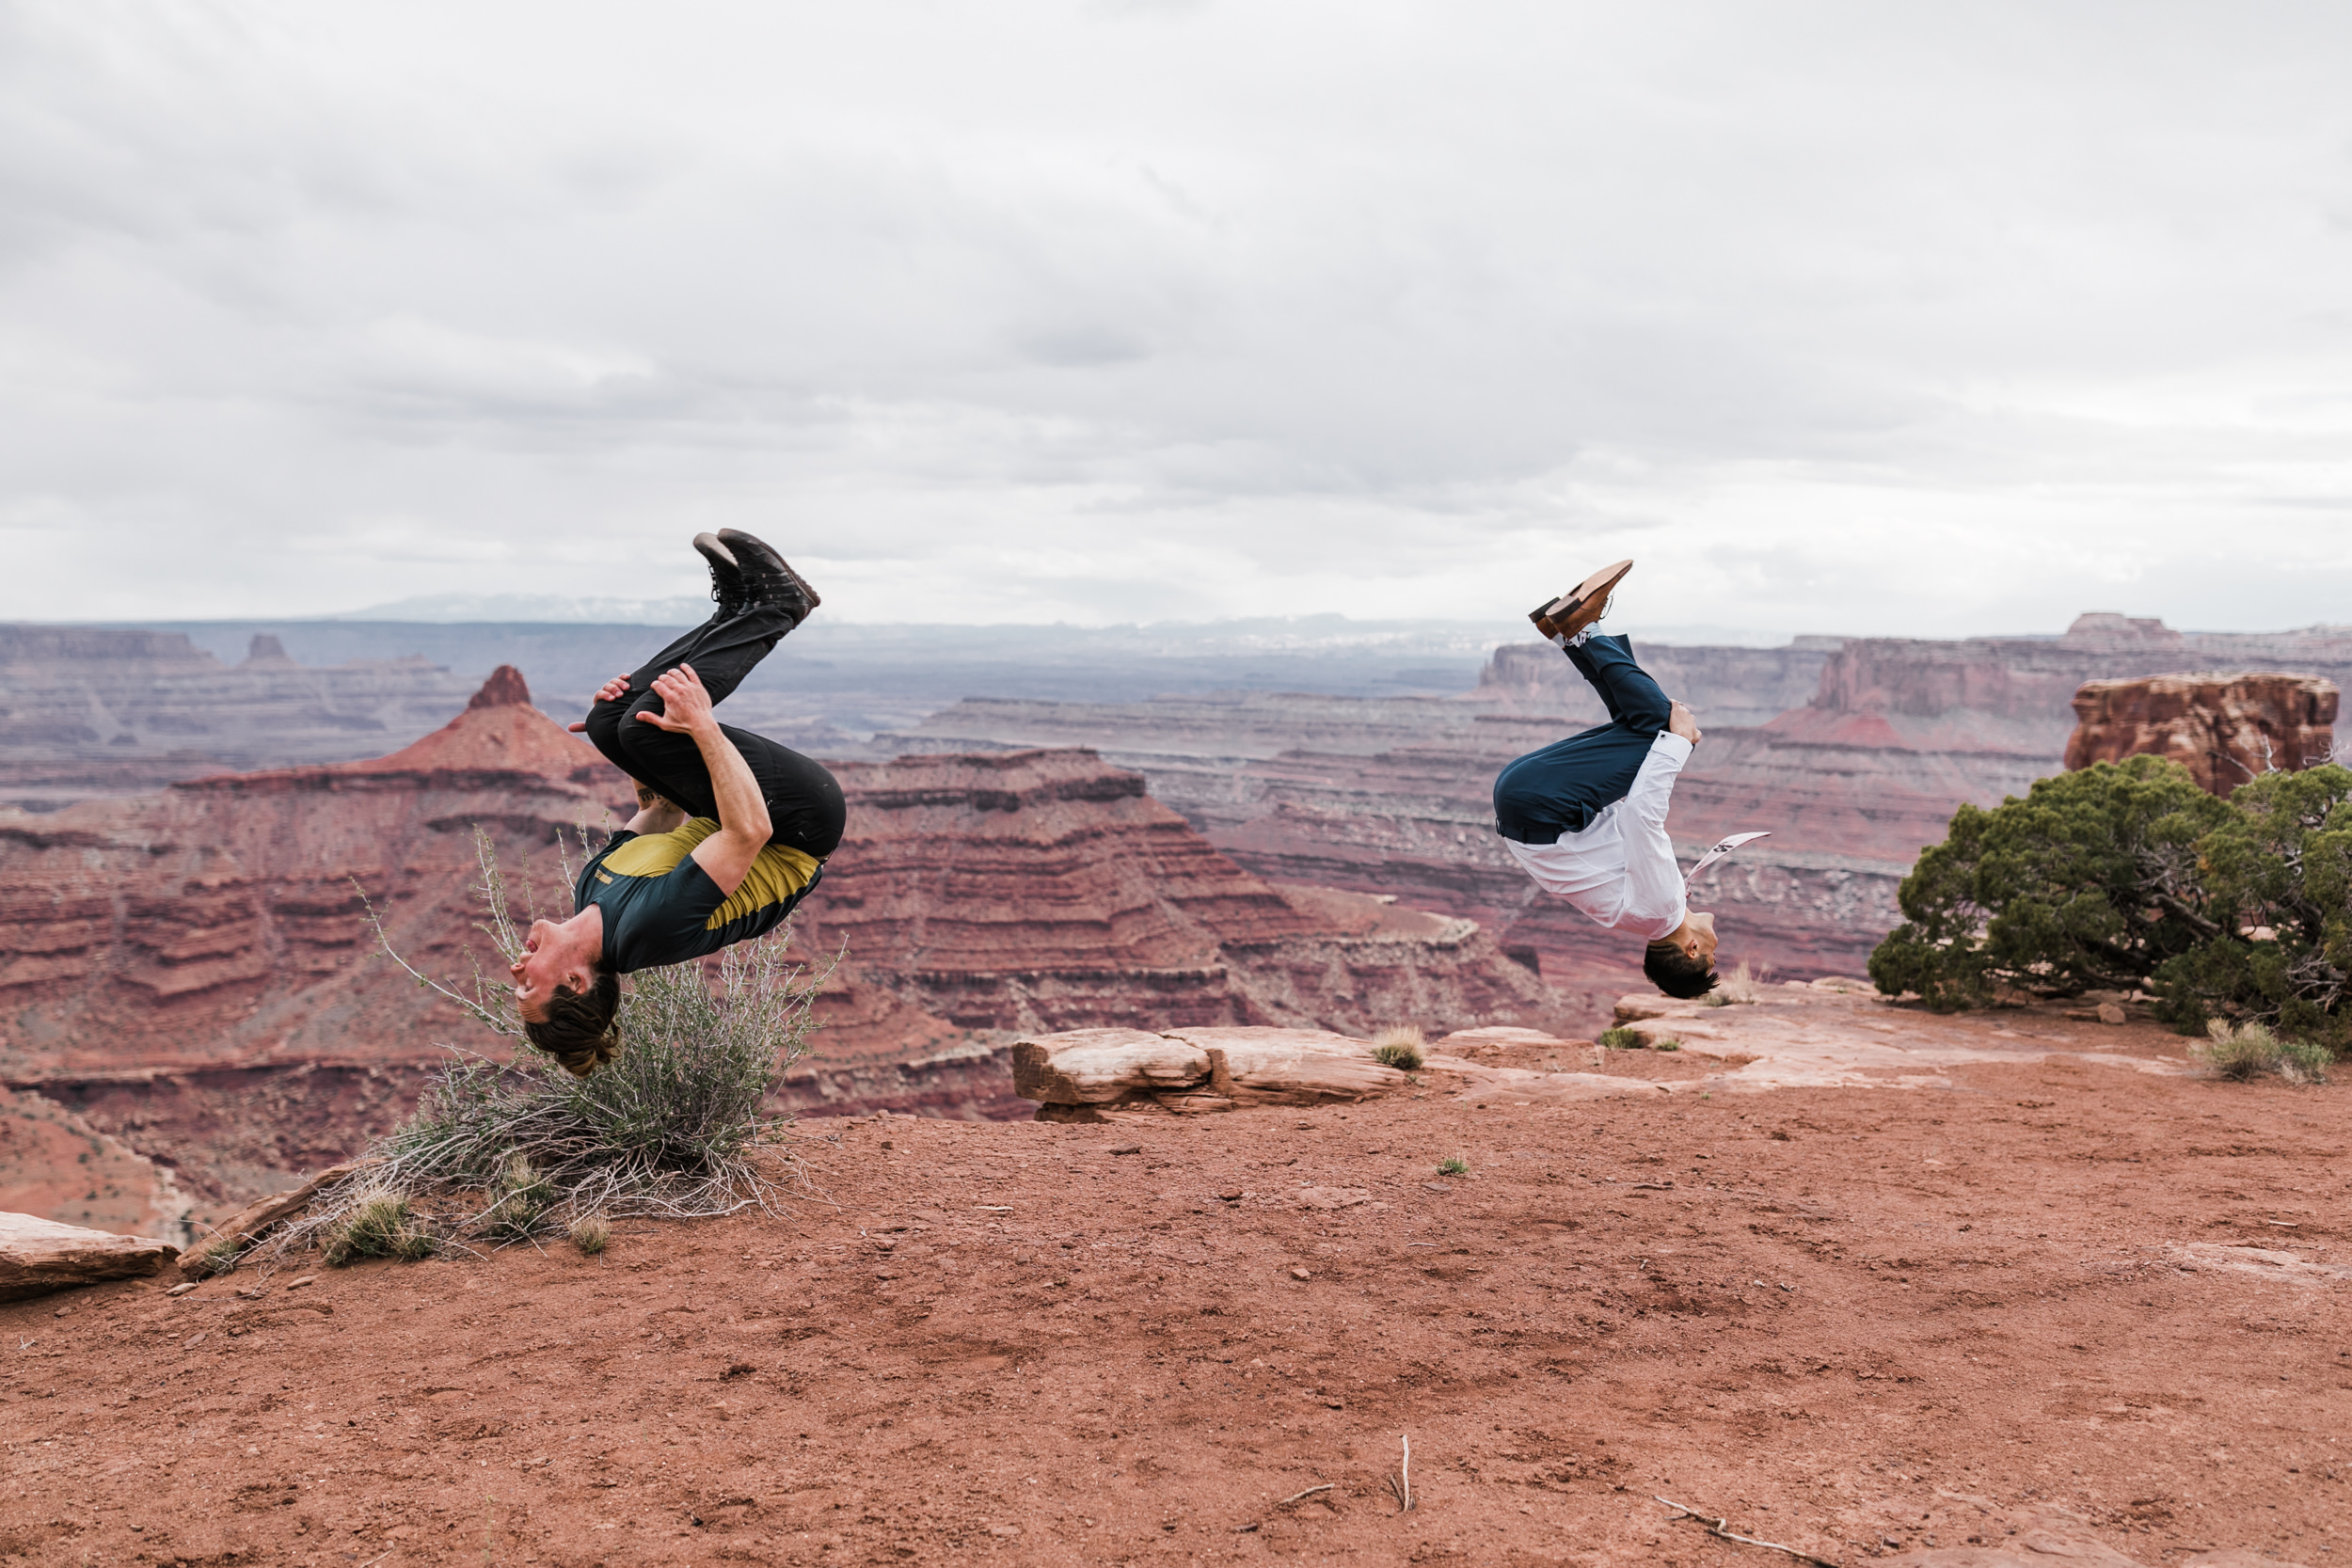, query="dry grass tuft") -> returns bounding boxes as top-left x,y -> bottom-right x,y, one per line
485,1155 -> 558,1243
1704,960 -> 1767,1006
1372,1024 -> 1425,1070
323,1192 -> 437,1267
2196,1020 -> 2330,1085
567,1214 -> 612,1256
